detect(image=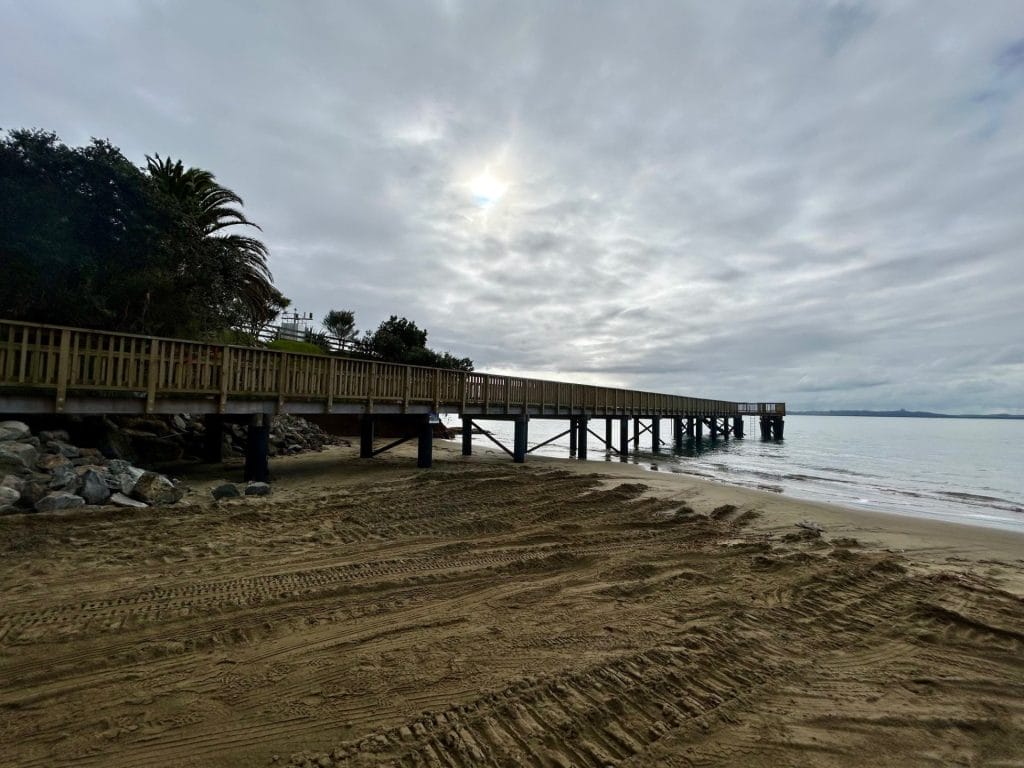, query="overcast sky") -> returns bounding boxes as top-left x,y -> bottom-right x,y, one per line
3,1 -> 1023,412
